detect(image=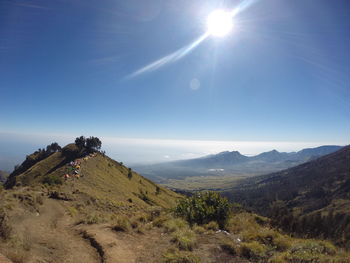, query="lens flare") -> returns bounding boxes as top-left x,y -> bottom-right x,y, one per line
207,10 -> 233,37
